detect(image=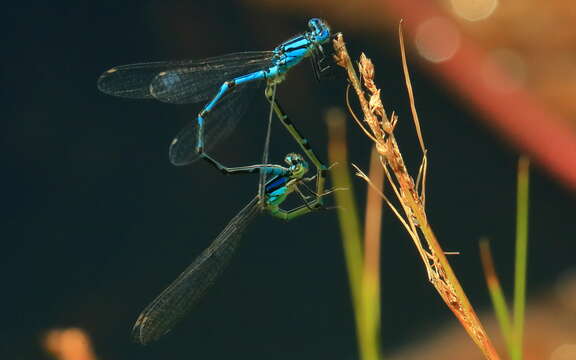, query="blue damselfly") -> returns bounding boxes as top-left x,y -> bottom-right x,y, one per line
98,18 -> 334,173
